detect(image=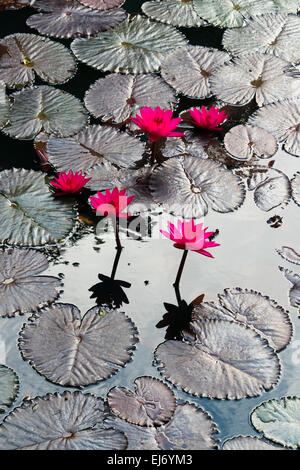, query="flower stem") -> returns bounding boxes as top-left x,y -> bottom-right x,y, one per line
173,250 -> 188,289
114,219 -> 122,250
111,247 -> 122,280
150,140 -> 158,164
